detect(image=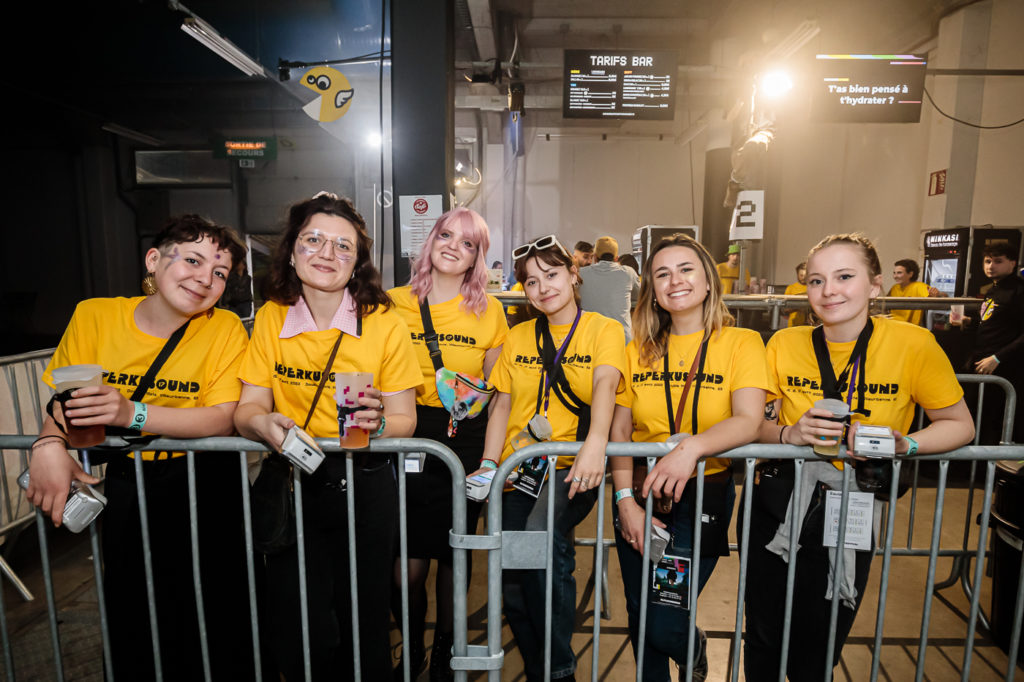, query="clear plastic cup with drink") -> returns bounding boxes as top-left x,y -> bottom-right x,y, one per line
949,304 -> 965,325
335,372 -> 373,450
51,365 -> 106,448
